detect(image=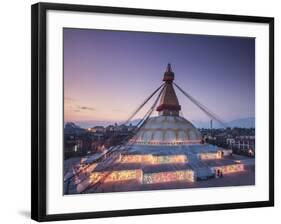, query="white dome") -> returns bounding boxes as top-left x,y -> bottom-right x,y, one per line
132,115 -> 202,145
